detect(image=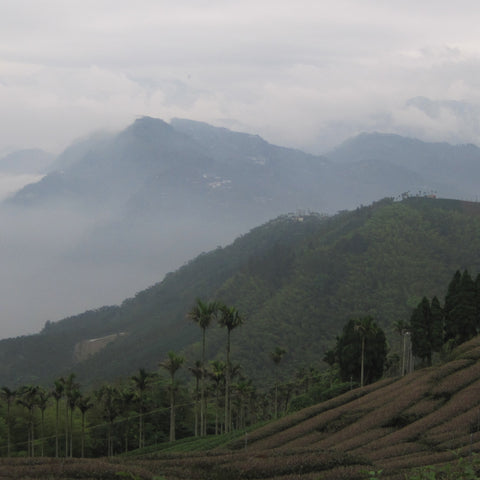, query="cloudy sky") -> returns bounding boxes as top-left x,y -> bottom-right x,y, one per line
2,0 -> 480,156
1,1 -> 480,338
